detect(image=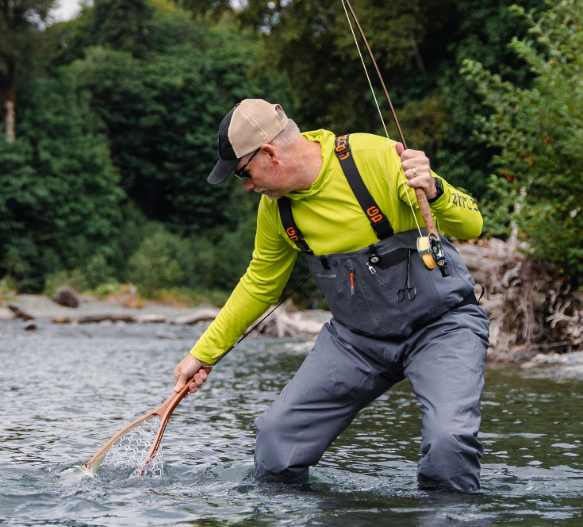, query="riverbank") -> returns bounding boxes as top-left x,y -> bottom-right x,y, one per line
0,293 -> 332,341
2,234 -> 582,379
